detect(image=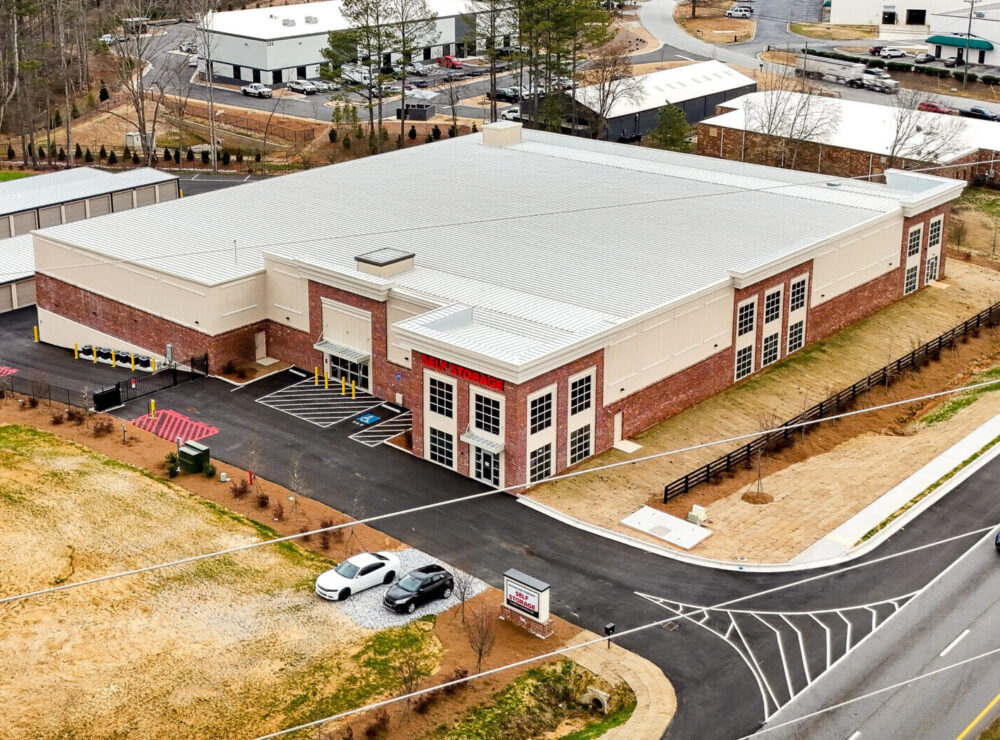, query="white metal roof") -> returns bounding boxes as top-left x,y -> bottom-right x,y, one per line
0,167 -> 177,217
571,61 -> 756,119
38,127 -> 960,367
0,234 -> 35,283
202,0 -> 468,40
703,91 -> 999,160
